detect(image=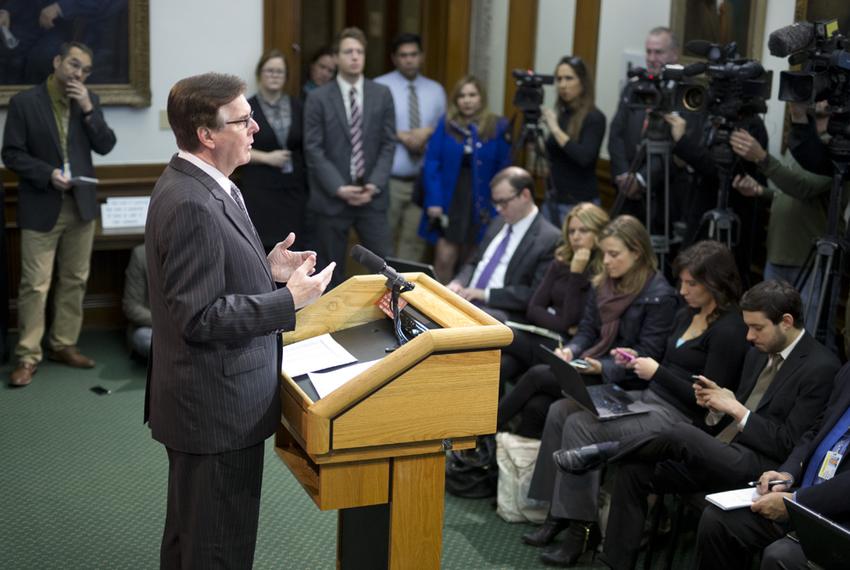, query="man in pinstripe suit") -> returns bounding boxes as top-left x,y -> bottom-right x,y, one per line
145,73 -> 334,569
